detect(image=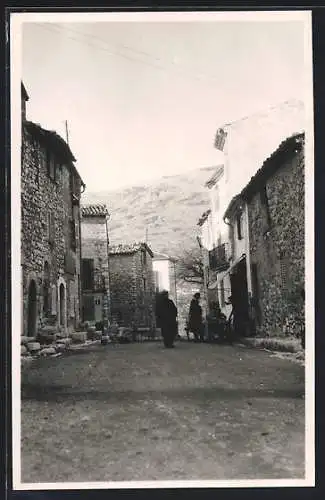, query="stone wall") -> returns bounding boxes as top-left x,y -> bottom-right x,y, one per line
248,148 -> 305,338
21,124 -> 82,336
80,218 -> 110,324
109,249 -> 156,329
